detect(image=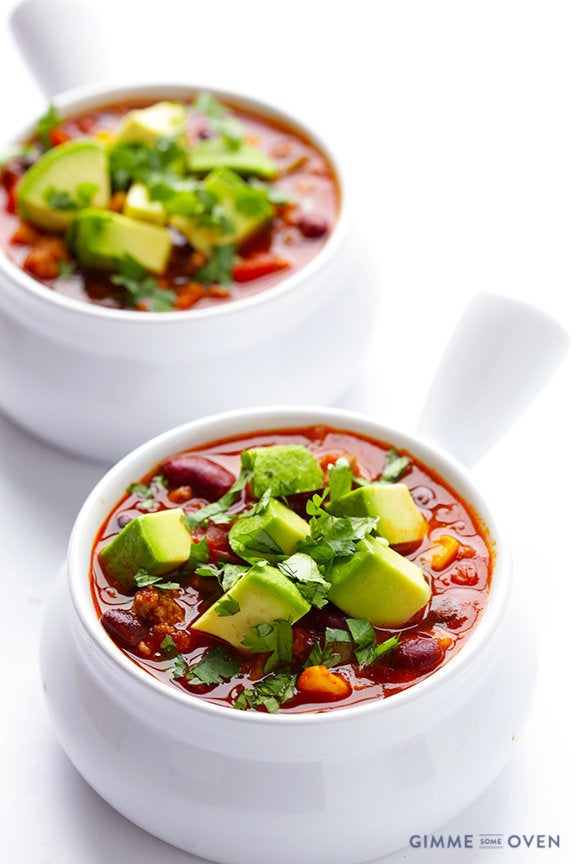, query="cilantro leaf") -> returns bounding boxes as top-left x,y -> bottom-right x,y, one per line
326,617 -> 401,667
242,618 -> 293,674
185,647 -> 241,686
195,243 -> 236,286
298,513 -> 379,567
302,640 -> 340,669
192,92 -> 244,149
160,635 -> 178,656
36,104 -> 61,149
127,474 -> 167,511
215,596 -> 241,617
328,457 -> 353,502
195,561 -> 247,591
180,536 -> 210,574
171,654 -> 189,679
183,464 -> 251,527
380,447 -> 411,483
234,670 -> 297,713
133,569 -> 180,591
108,136 -> 185,191
277,552 -> 330,609
111,255 -> 176,312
